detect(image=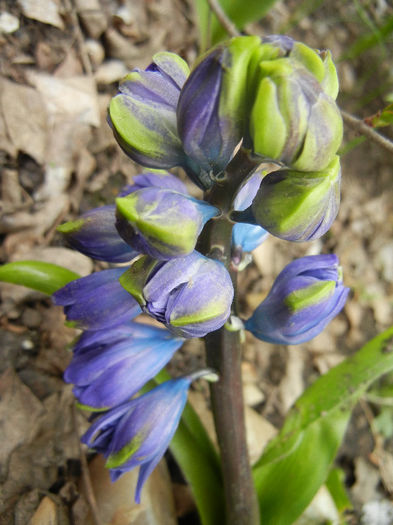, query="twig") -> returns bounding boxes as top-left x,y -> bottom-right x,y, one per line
64,0 -> 93,76
341,109 -> 393,155
206,0 -> 240,38
72,404 -> 103,525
